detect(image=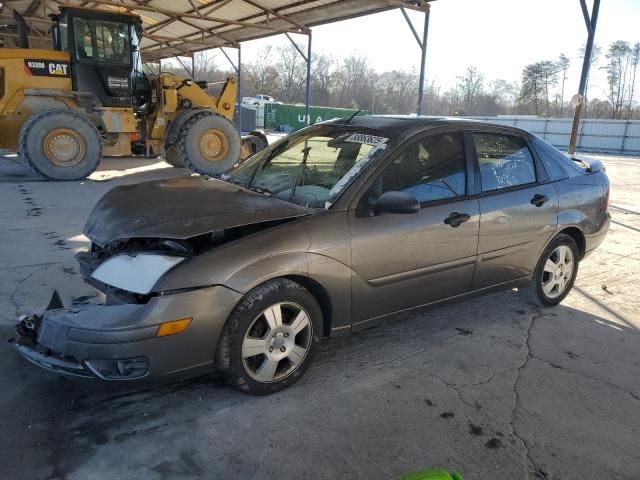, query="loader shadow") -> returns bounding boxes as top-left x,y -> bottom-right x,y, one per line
1,293 -> 639,479
0,155 -> 190,184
